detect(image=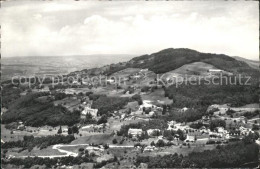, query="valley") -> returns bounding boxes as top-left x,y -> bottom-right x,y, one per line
1,48 -> 260,168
